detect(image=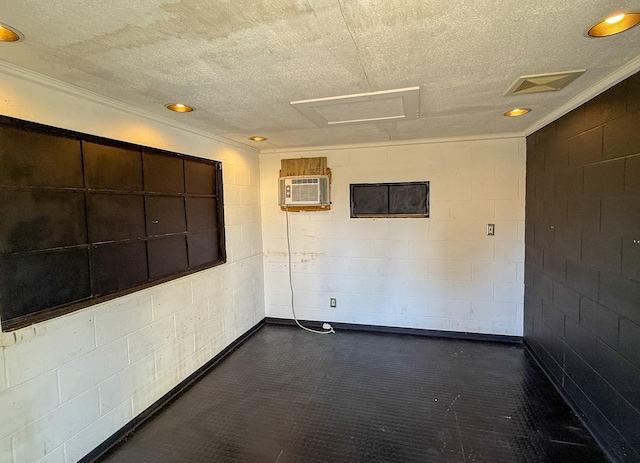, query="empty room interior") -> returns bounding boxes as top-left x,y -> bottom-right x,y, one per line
0,1 -> 639,462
